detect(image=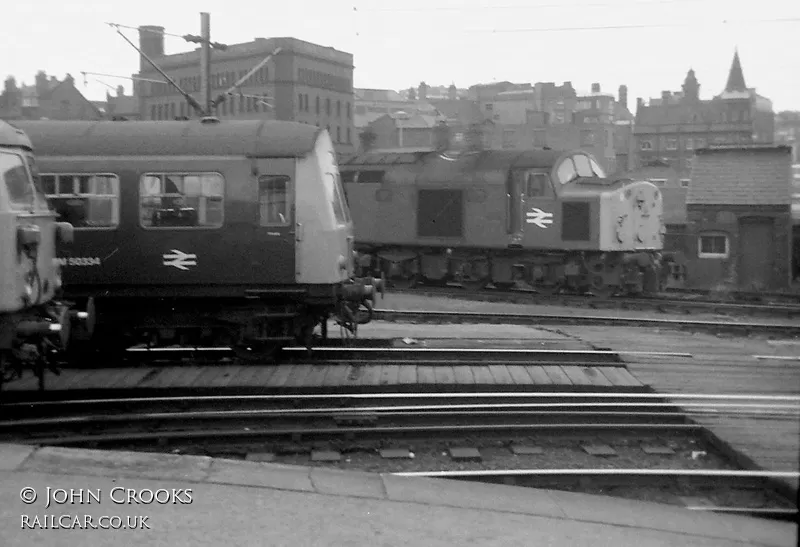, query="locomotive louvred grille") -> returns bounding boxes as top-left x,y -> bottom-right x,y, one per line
417,189 -> 463,238
561,202 -> 590,241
